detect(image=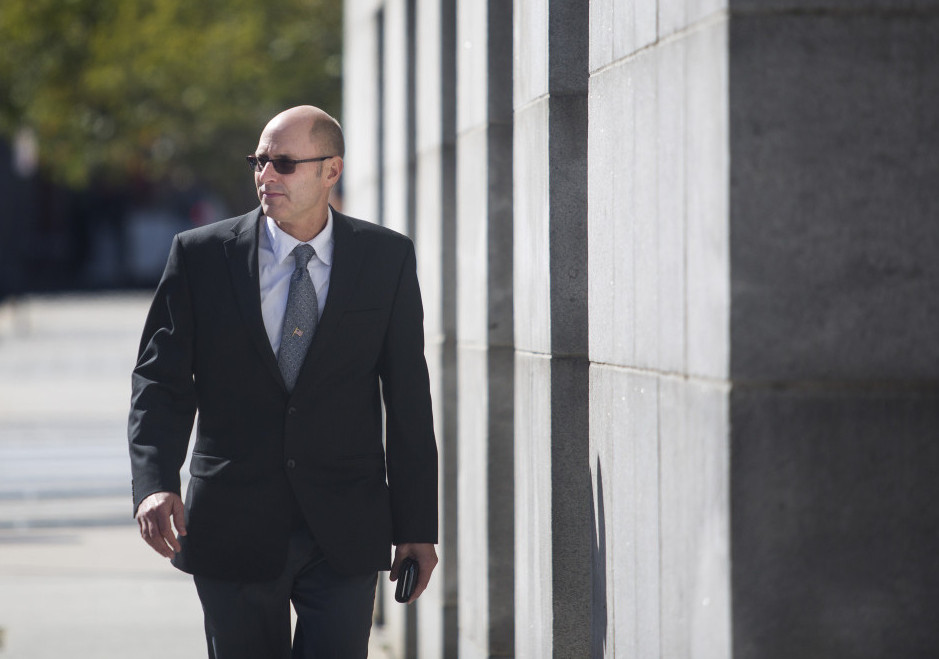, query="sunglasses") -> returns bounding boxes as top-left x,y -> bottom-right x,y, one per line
245,154 -> 336,175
